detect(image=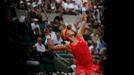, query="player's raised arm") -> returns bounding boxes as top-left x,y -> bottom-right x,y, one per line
77,10 -> 87,39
